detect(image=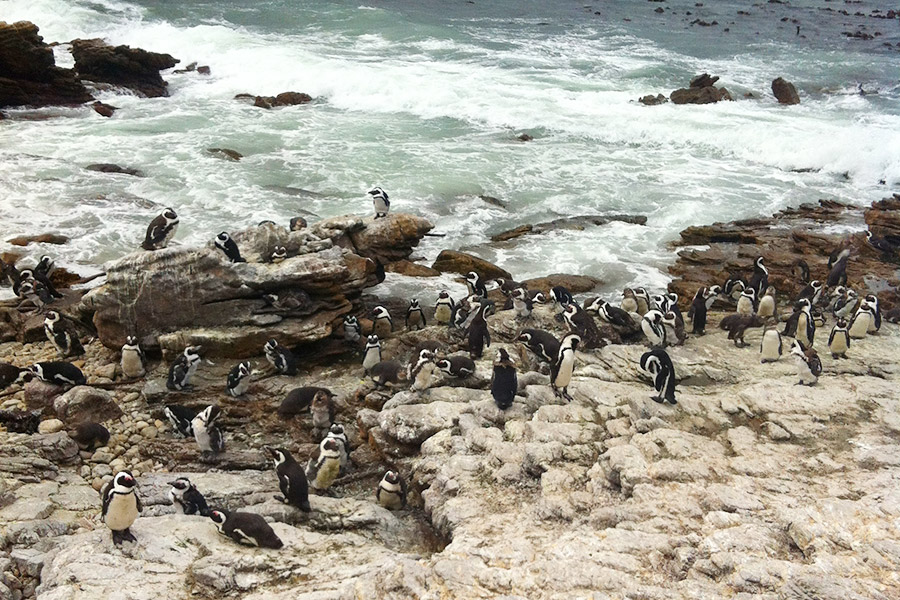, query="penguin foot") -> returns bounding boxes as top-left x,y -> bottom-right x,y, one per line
561,390 -> 573,402
650,395 -> 664,404
273,494 -> 287,504
112,528 -> 137,545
